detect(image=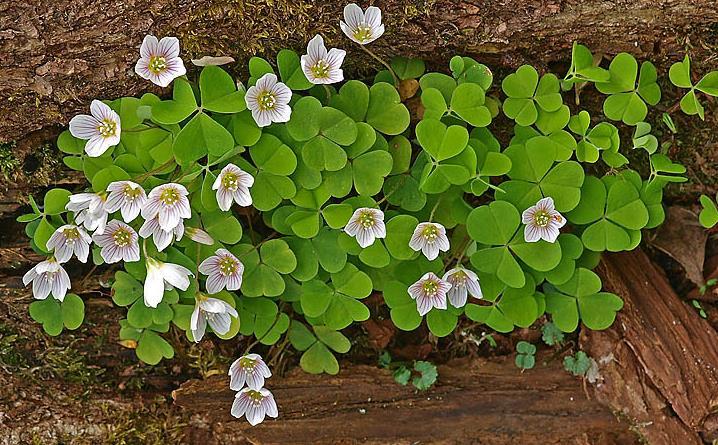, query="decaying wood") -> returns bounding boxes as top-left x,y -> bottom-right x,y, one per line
173,354 -> 638,445
582,249 -> 718,444
2,0 -> 718,143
